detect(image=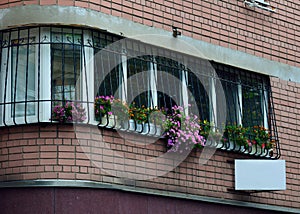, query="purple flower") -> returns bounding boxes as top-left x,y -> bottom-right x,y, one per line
51,102 -> 86,123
